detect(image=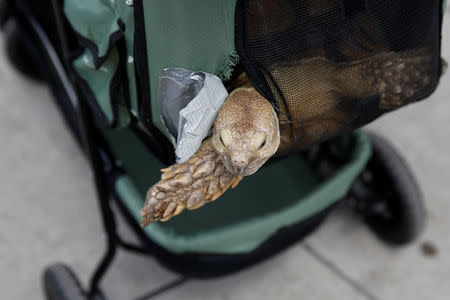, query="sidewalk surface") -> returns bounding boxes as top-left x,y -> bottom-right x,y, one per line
0,7 -> 449,300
